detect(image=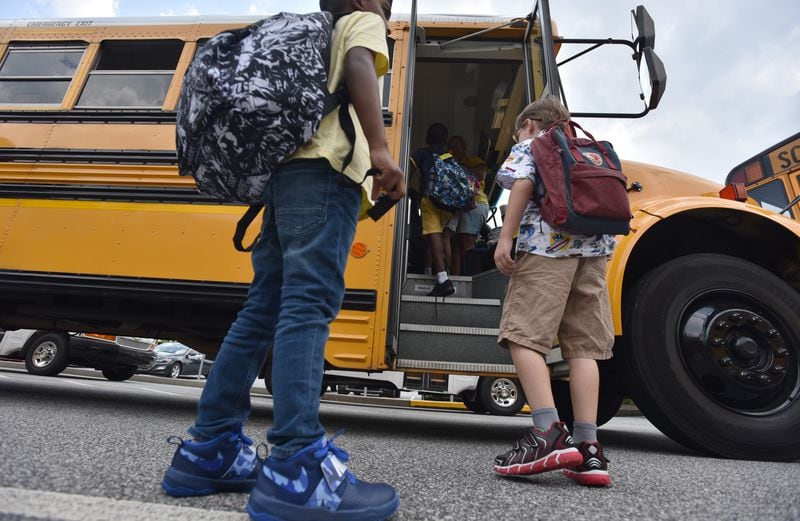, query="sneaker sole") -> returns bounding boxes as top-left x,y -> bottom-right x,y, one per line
562,468 -> 612,487
162,467 -> 257,497
247,484 -> 400,521
494,447 -> 582,476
